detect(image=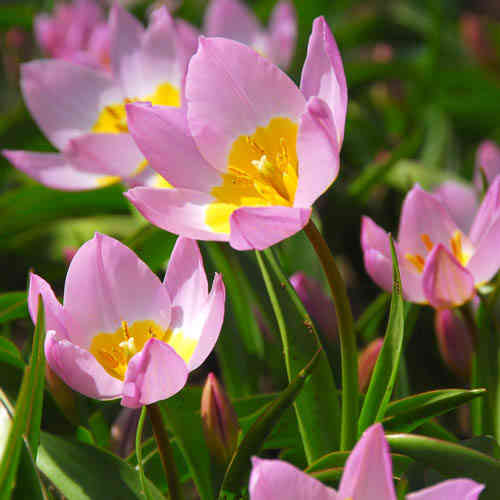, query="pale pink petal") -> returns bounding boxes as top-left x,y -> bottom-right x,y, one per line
176,19 -> 200,59
121,338 -> 188,408
469,176 -> 500,246
300,17 -> 347,146
186,37 -> 306,170
125,187 -> 228,241
63,233 -> 171,348
204,0 -> 260,45
269,1 -> 297,69
28,273 -> 68,340
467,214 -> 500,285
126,103 -> 220,191
422,244 -> 475,310
164,237 -> 209,329
67,133 -> 144,178
295,96 -> 339,207
338,423 -> 396,500
433,181 -> 478,234
45,331 -> 123,400
2,150 -> 108,191
397,185 -> 462,256
361,216 -> 425,303
229,206 -> 311,250
249,457 -> 337,500
109,4 -> 144,97
141,7 -> 185,95
475,140 -> 500,190
187,273 -> 225,371
20,59 -> 121,150
407,479 -> 484,500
